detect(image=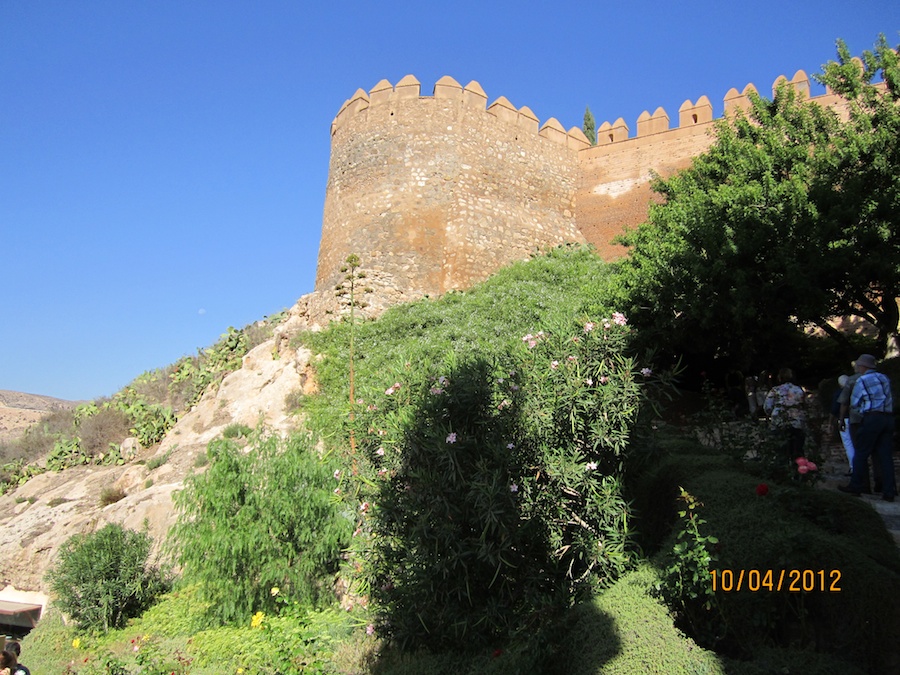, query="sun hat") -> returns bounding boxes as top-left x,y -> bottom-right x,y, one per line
856,354 -> 878,369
